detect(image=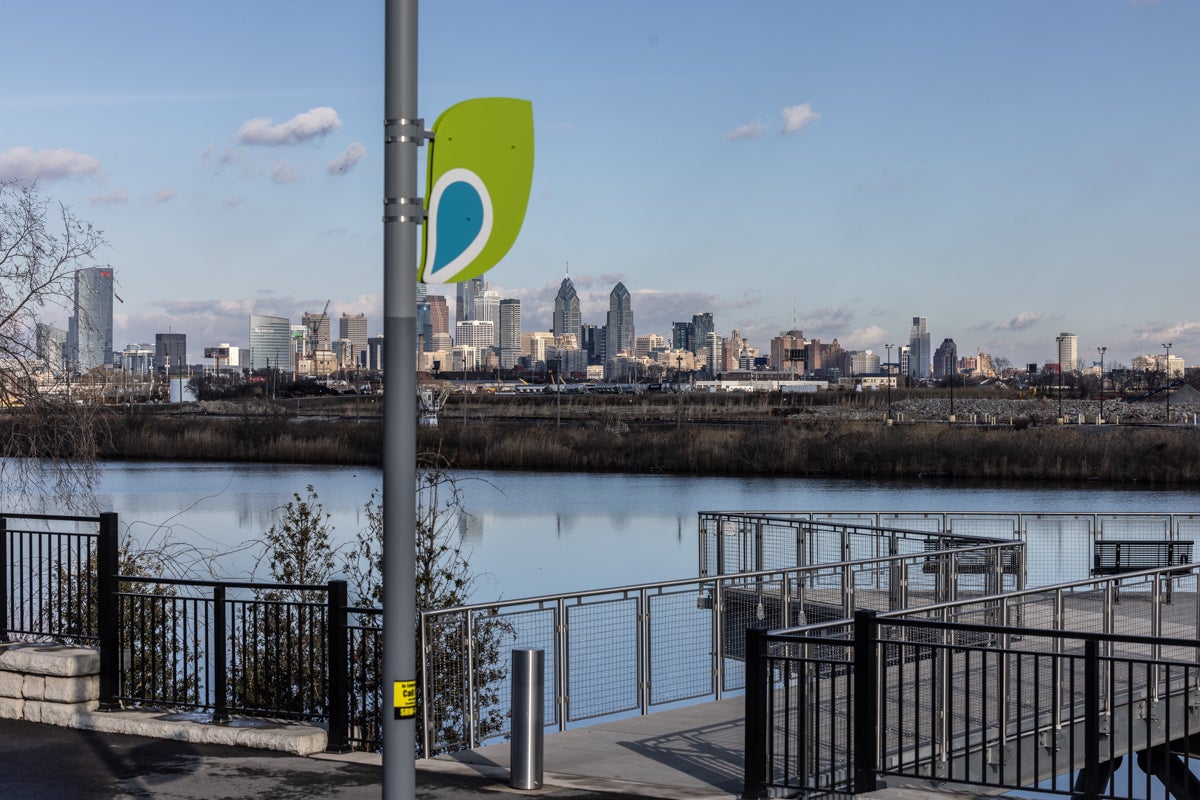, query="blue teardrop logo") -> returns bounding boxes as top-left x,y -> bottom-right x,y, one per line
424,168 -> 493,282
